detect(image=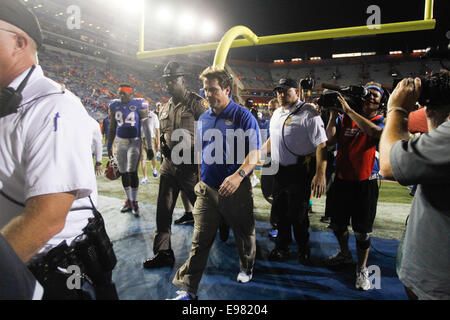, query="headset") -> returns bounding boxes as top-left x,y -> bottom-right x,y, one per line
0,65 -> 65,119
